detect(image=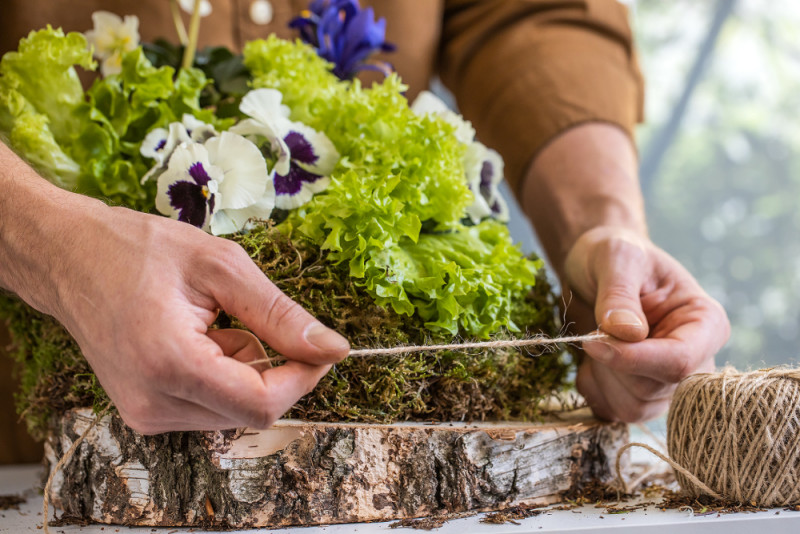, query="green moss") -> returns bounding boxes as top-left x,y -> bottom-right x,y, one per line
1,224 -> 572,438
